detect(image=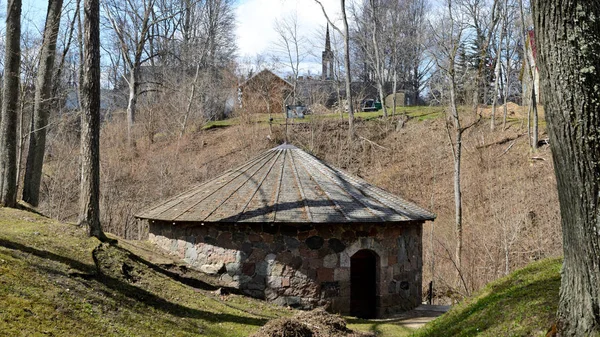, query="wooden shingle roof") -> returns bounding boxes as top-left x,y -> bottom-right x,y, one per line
135,144 -> 435,223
